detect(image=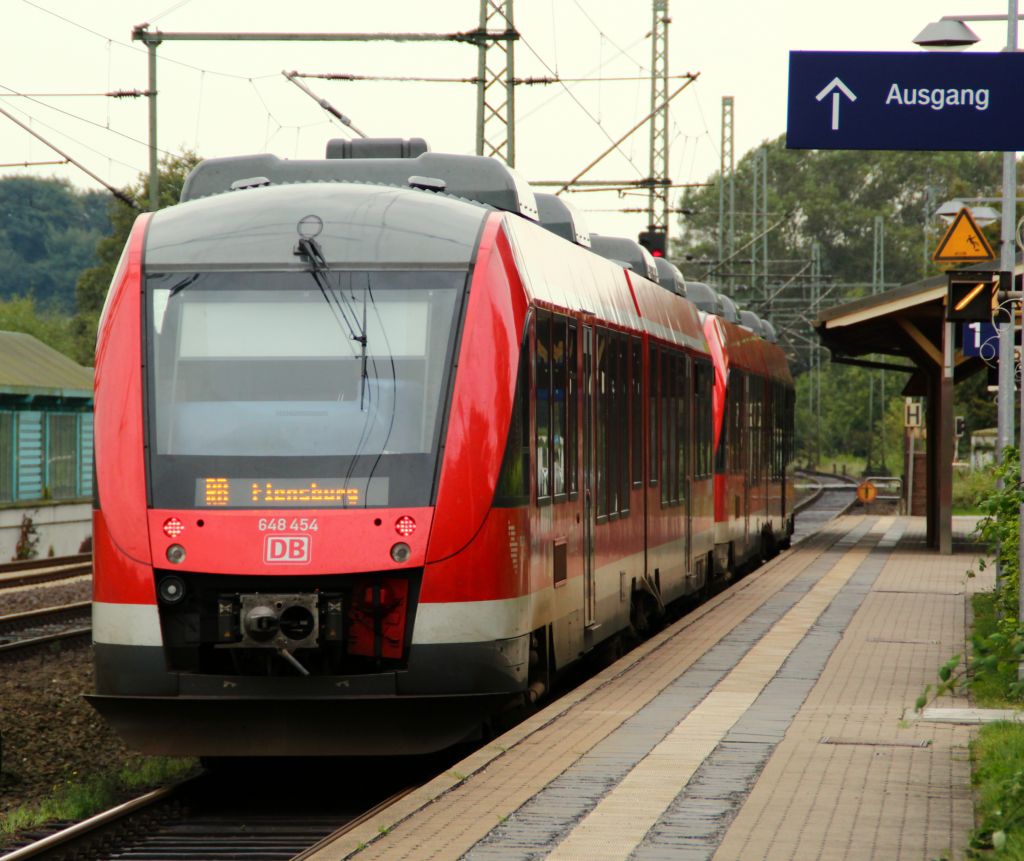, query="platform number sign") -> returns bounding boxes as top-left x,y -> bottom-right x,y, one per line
962,322 -> 999,359
946,273 -> 997,322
